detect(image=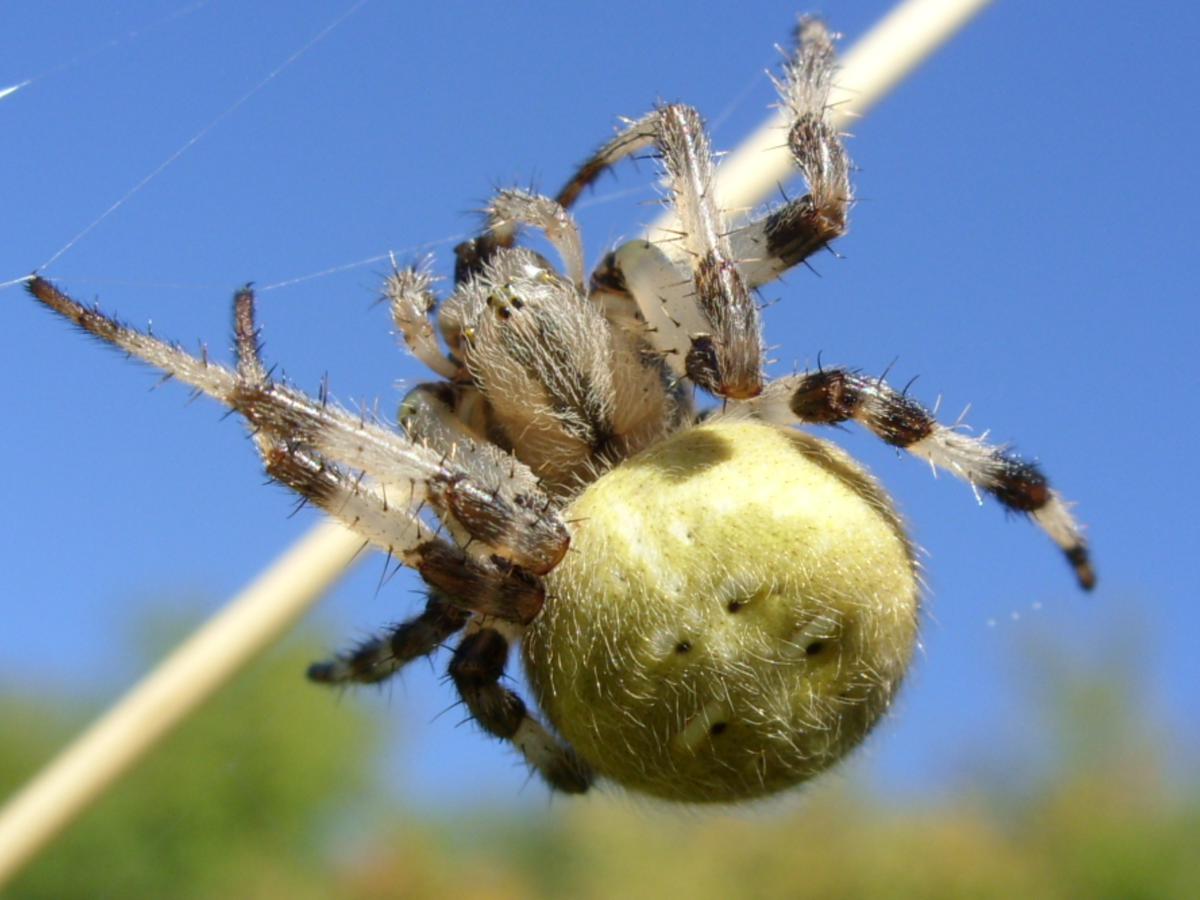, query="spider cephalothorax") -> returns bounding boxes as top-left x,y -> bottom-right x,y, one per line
27,19 -> 1092,803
